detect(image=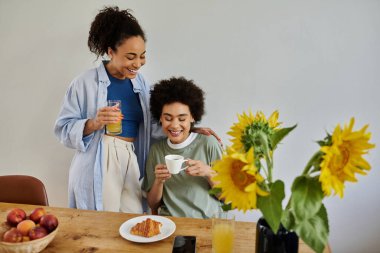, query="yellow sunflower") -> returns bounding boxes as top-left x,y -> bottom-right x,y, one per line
227,110 -> 281,153
319,118 -> 375,198
212,147 -> 269,212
